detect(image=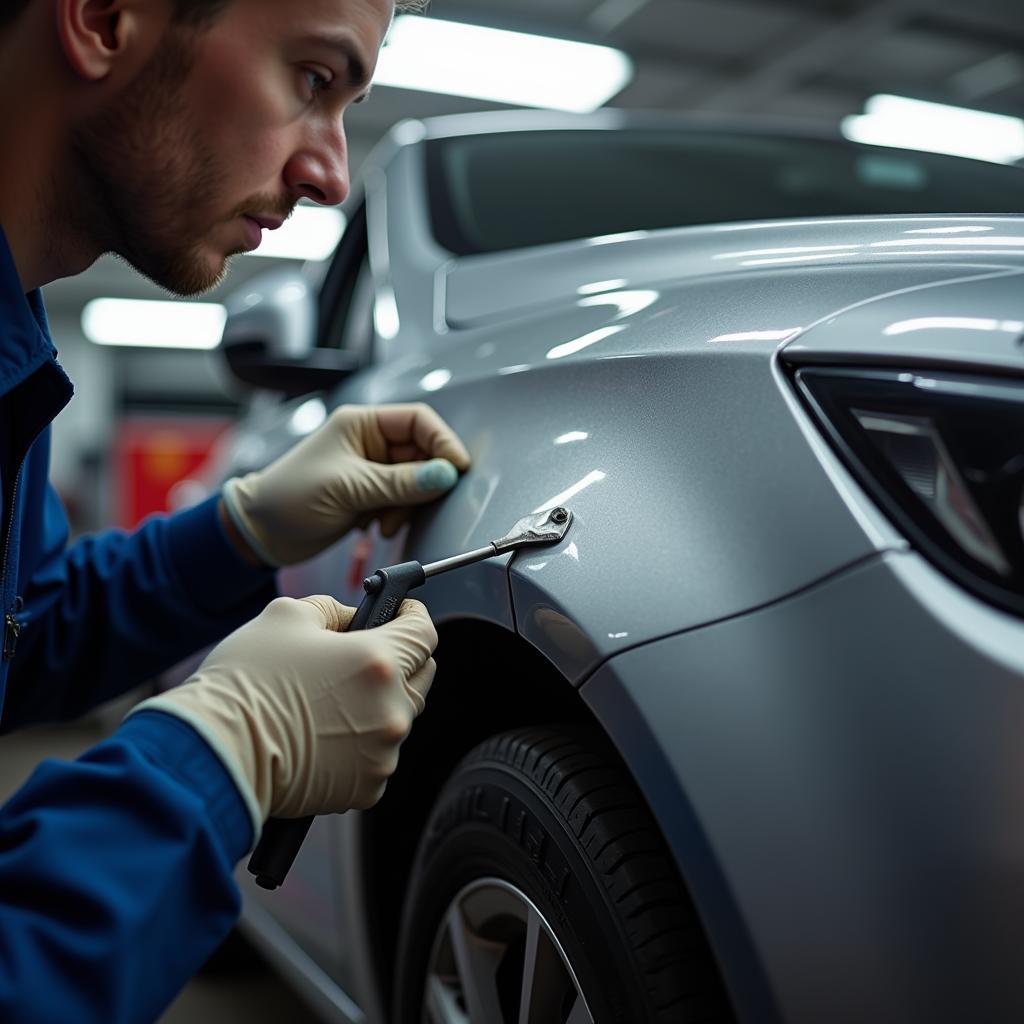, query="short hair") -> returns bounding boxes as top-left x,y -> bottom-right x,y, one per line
2,0 -> 428,31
